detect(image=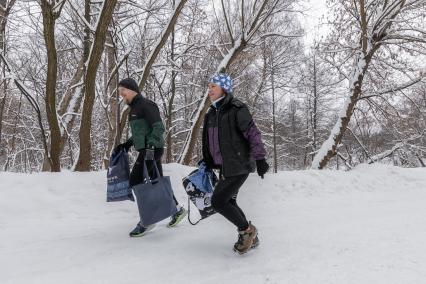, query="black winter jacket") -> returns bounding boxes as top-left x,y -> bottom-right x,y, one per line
202,94 -> 266,177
